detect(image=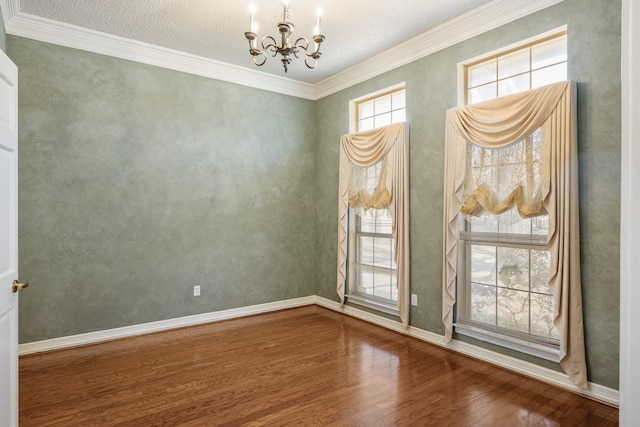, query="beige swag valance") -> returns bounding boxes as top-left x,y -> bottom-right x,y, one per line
337,122 -> 410,327
443,81 -> 587,388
